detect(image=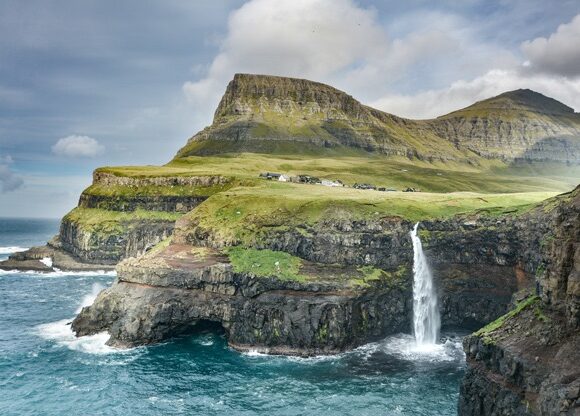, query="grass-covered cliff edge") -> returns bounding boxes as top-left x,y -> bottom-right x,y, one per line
3,74 -> 577,271
2,73 -> 578,415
